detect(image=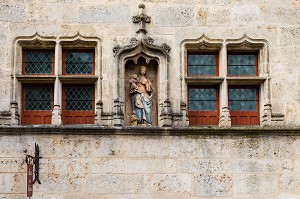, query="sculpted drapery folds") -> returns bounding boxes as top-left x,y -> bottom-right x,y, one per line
130,66 -> 153,126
